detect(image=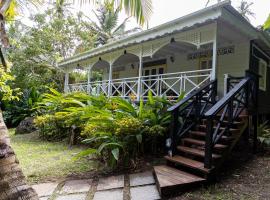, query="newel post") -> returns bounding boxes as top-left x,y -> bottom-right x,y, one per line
246,70 -> 259,153
168,109 -> 179,157
204,117 -> 213,169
